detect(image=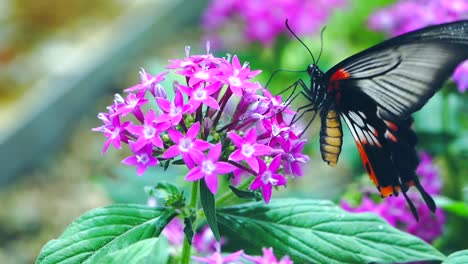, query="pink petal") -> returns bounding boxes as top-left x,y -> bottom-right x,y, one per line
262,184 -> 273,203
274,174 -> 287,186
122,156 -> 137,166
230,85 -> 243,97
185,167 -> 204,181
232,55 -> 241,69
190,149 -> 205,165
205,173 -> 219,194
152,135 -> 163,148
245,127 -> 257,143
253,144 -> 272,156
205,81 -> 222,95
269,155 -> 282,172
250,176 -> 262,190
186,122 -> 200,139
229,149 -> 245,161
174,88 -> 184,106
136,164 -> 148,176
156,98 -> 172,112
134,137 -> 148,151
208,143 -> 222,161
203,96 -> 220,109
168,128 -> 184,143
228,132 -> 244,147
178,84 -> 193,96
245,157 -> 259,173
215,161 -> 236,174
257,157 -> 267,173
162,145 -> 181,159
193,140 -> 212,151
